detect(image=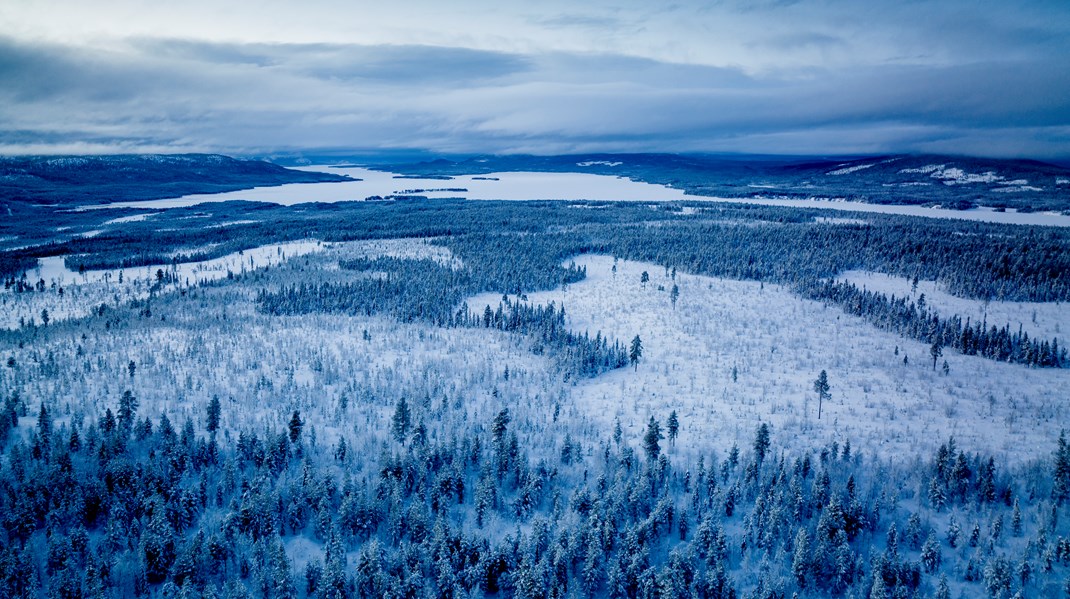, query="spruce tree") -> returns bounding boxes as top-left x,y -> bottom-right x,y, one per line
813,370 -> 830,420
629,335 -> 643,371
117,390 -> 138,435
643,417 -> 663,461
1054,430 -> 1070,504
667,411 -> 679,447
391,397 -> 411,443
206,395 -> 222,434
288,410 -> 303,444
753,423 -> 771,466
